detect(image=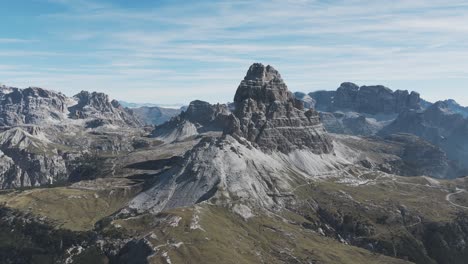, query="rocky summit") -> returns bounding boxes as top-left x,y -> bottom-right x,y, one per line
227,63 -> 333,154
1,64 -> 468,264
